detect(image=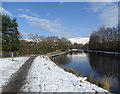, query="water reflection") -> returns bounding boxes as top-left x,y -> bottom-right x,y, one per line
51,52 -> 120,92
67,53 -> 88,62
88,53 -> 119,77
52,54 -> 71,65
88,53 -> 119,92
